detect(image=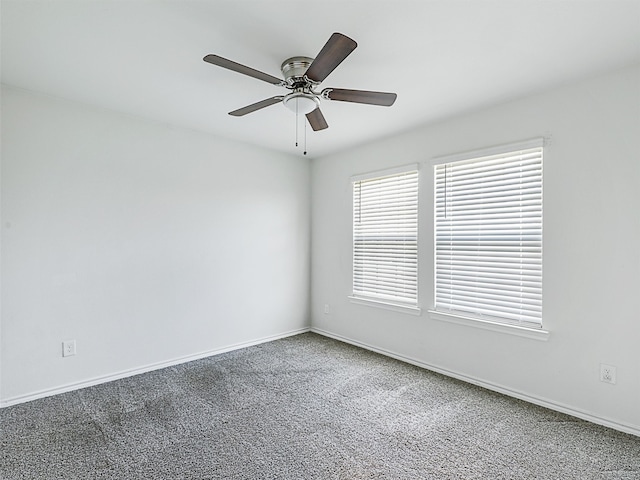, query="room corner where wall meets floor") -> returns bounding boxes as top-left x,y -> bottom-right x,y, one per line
1,332 -> 638,479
